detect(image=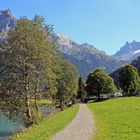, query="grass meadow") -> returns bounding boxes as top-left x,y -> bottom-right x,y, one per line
88,97 -> 140,140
